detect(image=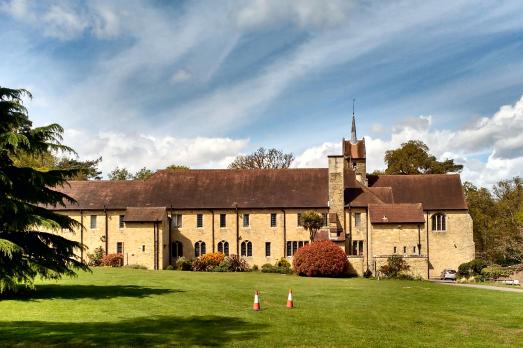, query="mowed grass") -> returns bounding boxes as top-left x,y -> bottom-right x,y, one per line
1,269 -> 523,347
